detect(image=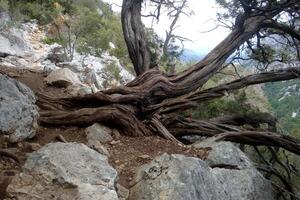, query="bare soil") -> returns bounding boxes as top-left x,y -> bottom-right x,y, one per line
0,66 -> 210,197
